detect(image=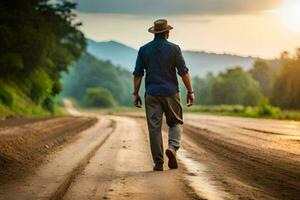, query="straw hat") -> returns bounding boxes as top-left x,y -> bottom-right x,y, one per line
148,19 -> 173,34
